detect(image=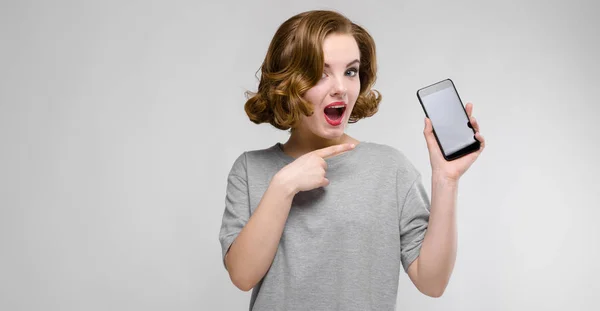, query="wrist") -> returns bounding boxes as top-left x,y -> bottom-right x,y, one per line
432,173 -> 459,187
271,172 -> 297,198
